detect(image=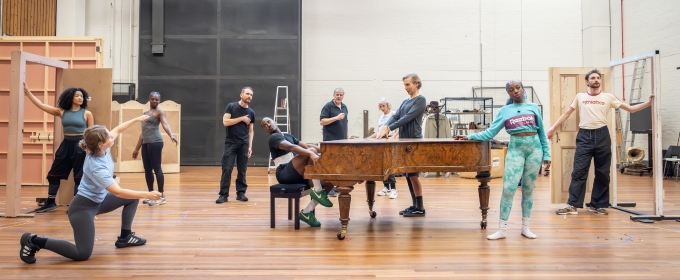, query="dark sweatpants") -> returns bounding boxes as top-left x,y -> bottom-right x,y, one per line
567,126 -> 611,209
43,193 -> 139,261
